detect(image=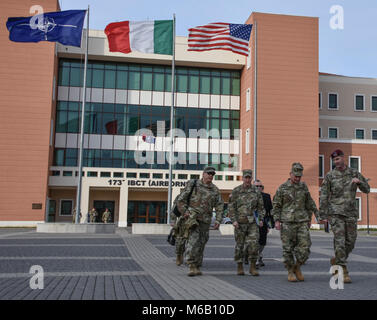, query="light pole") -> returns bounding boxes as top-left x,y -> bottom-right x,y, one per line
366,178 -> 371,235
